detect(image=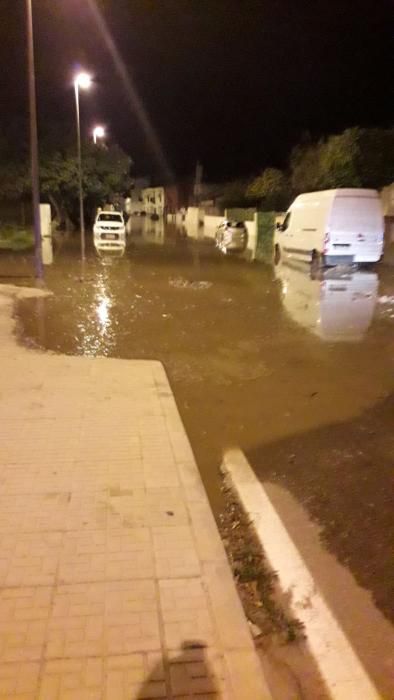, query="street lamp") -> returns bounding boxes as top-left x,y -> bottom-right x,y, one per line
26,0 -> 43,281
93,125 -> 105,145
74,71 -> 92,262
